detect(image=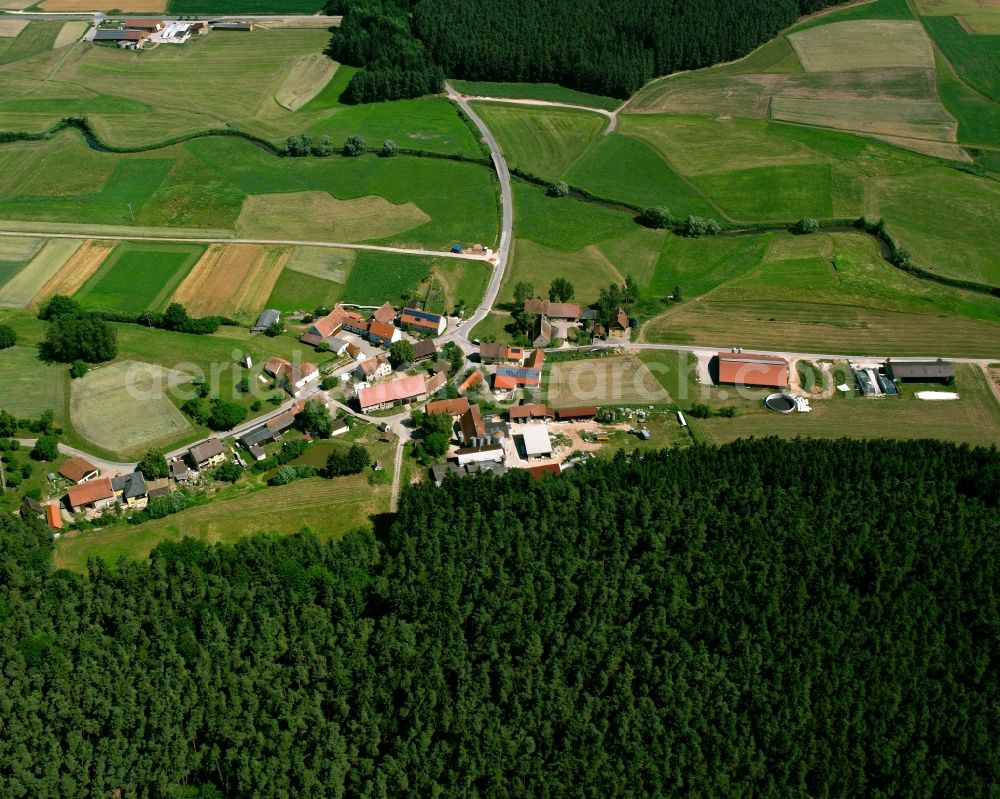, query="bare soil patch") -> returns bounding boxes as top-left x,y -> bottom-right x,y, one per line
33,239 -> 114,306
171,243 -> 290,318
546,356 -> 670,406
